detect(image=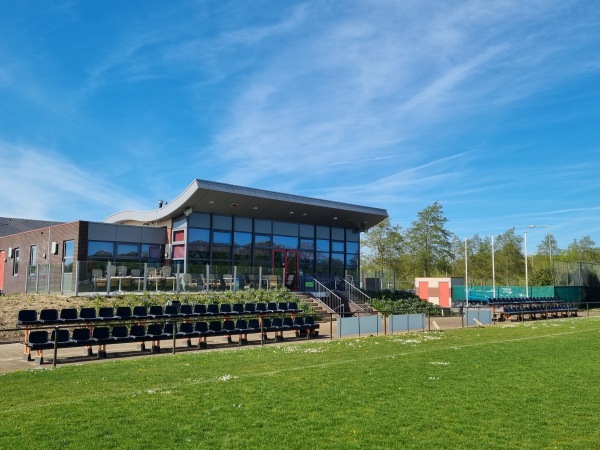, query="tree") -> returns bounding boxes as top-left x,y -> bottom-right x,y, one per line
562,236 -> 599,262
361,218 -> 404,275
494,228 -> 524,286
406,201 -> 453,277
469,234 -> 493,285
535,233 -> 560,261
